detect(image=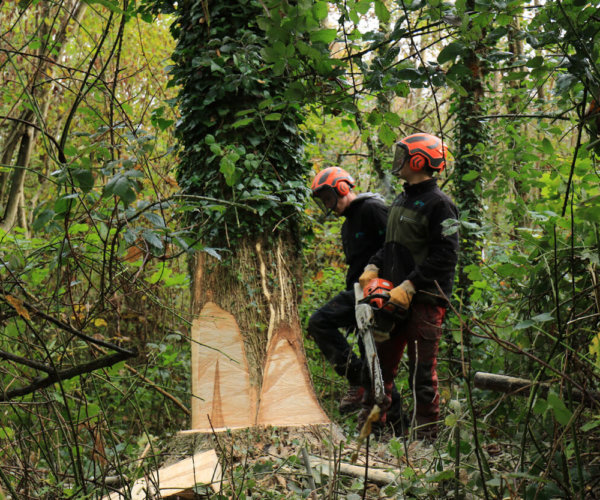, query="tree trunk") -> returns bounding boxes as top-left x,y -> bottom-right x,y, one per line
191,234 -> 302,387
1,126 -> 33,231
452,4 -> 488,303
